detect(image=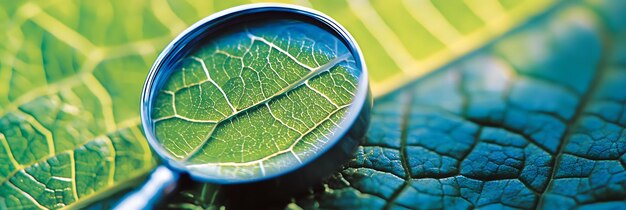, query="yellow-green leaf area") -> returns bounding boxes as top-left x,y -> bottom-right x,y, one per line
152,19 -> 360,179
